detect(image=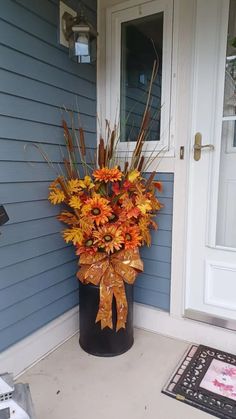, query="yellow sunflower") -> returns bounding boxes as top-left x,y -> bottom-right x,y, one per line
93,167 -> 122,183
81,194 -> 112,225
93,224 -> 124,254
122,225 -> 142,250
